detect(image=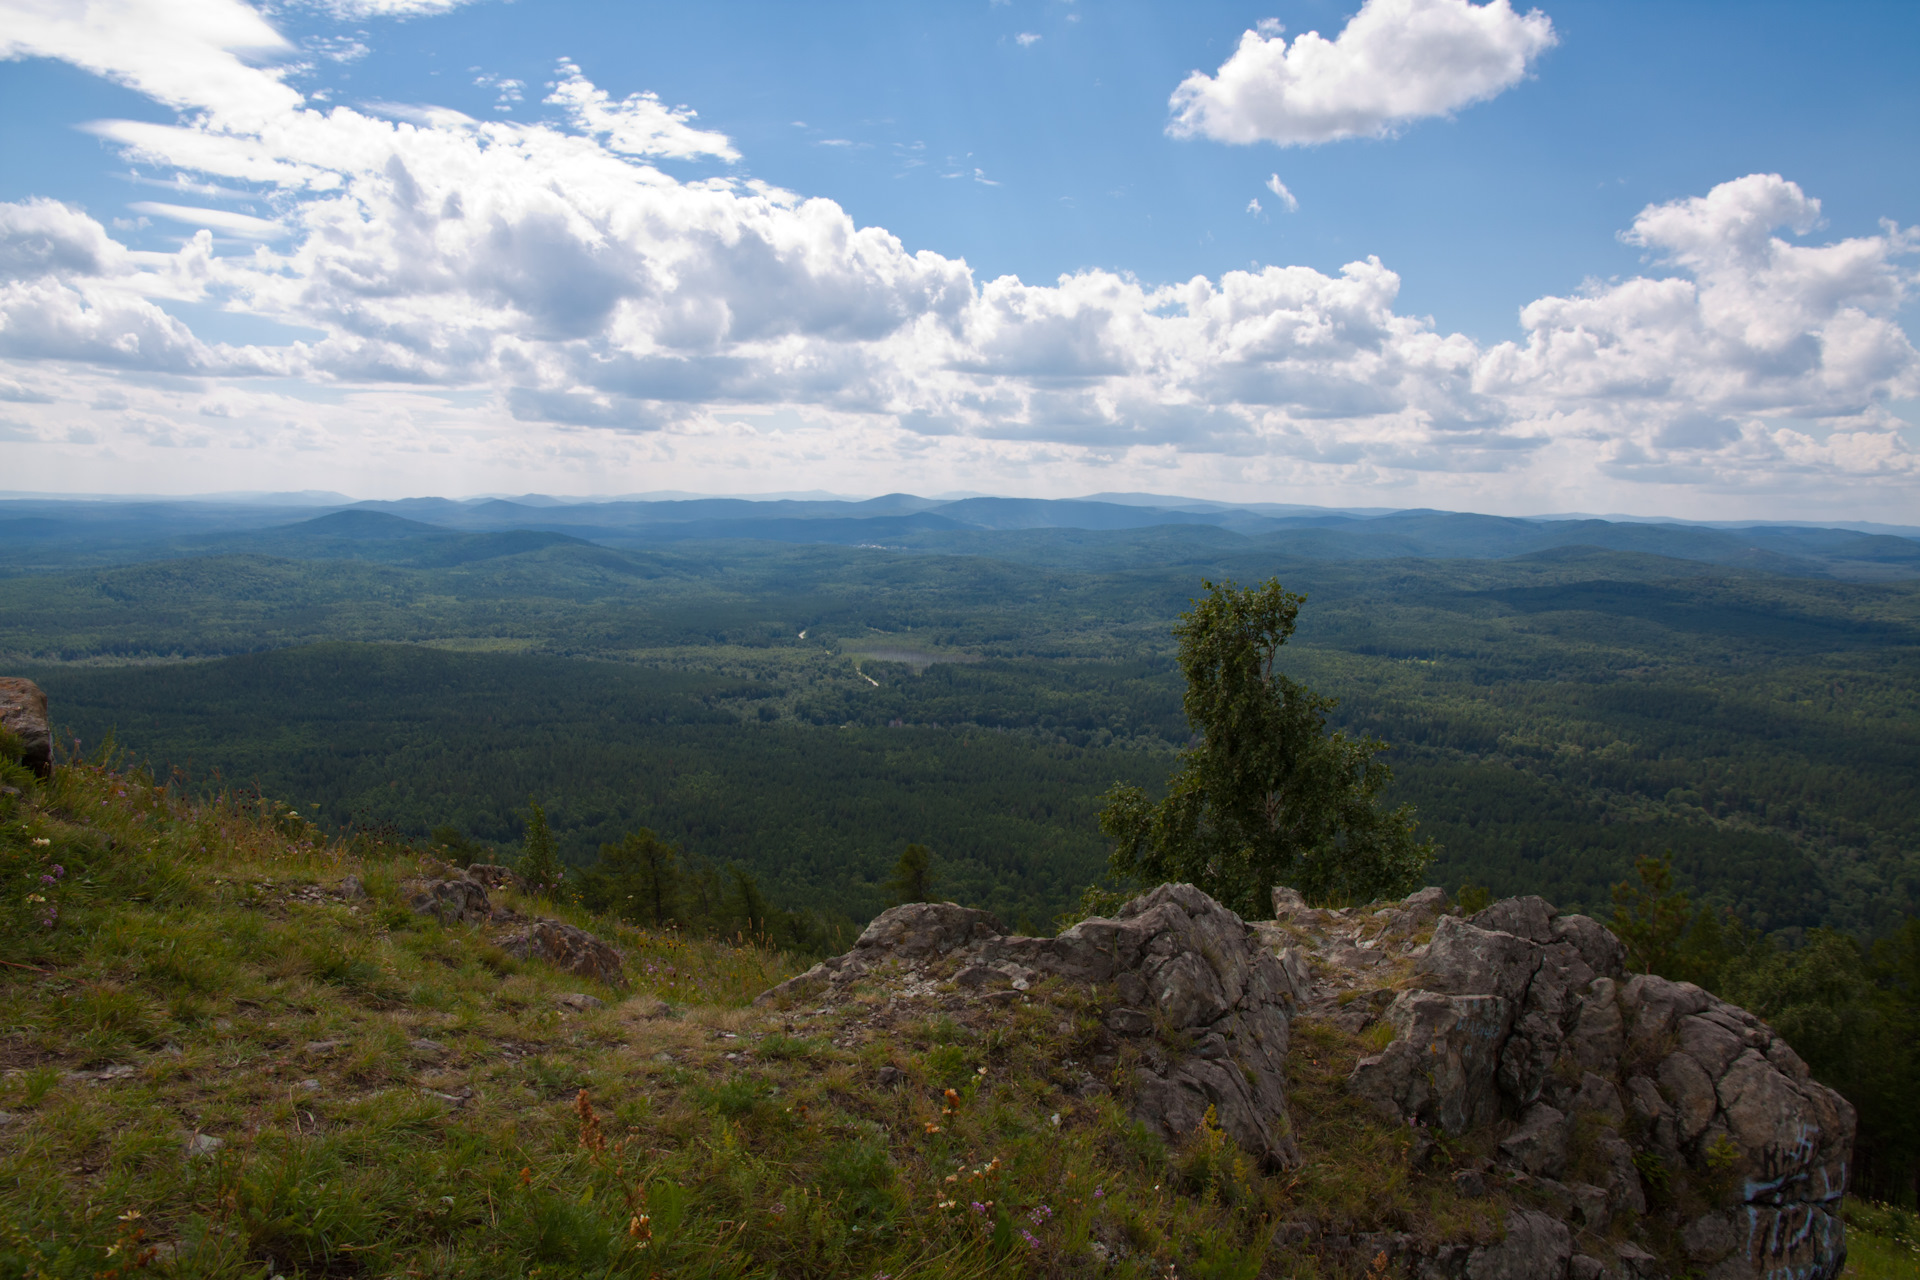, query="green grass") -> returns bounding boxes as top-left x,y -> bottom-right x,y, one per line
1845,1200 -> 1920,1280
0,753 -> 1554,1277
